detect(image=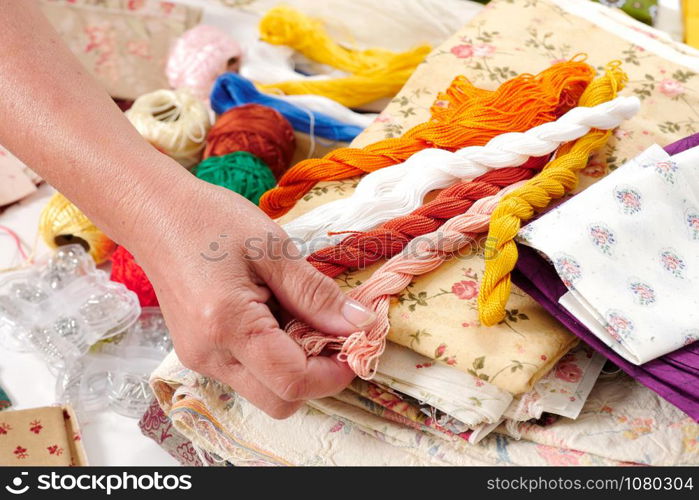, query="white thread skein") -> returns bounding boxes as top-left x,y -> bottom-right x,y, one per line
239,41 -> 346,84
277,94 -> 377,128
283,96 -> 640,251
126,89 -> 211,169
240,41 -> 375,128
